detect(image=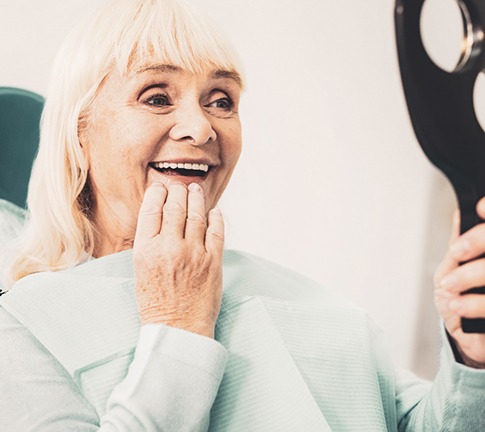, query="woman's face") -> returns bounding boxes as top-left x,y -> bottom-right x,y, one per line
80,63 -> 242,245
